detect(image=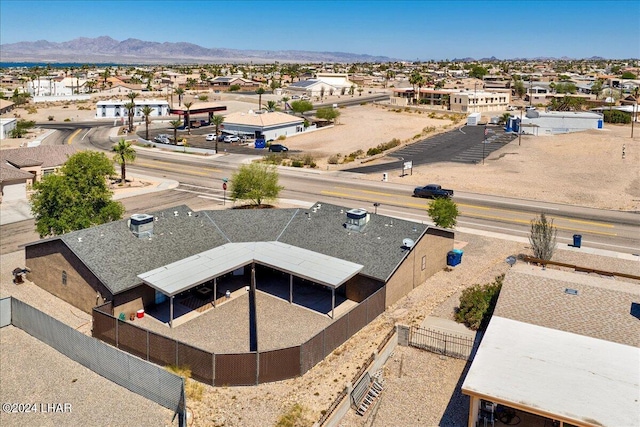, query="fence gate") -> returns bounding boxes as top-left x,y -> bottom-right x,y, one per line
409,326 -> 474,360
